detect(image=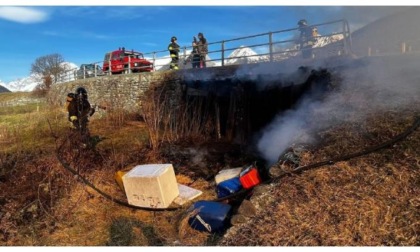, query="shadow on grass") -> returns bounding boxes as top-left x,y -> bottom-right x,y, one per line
107,217 -> 164,246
